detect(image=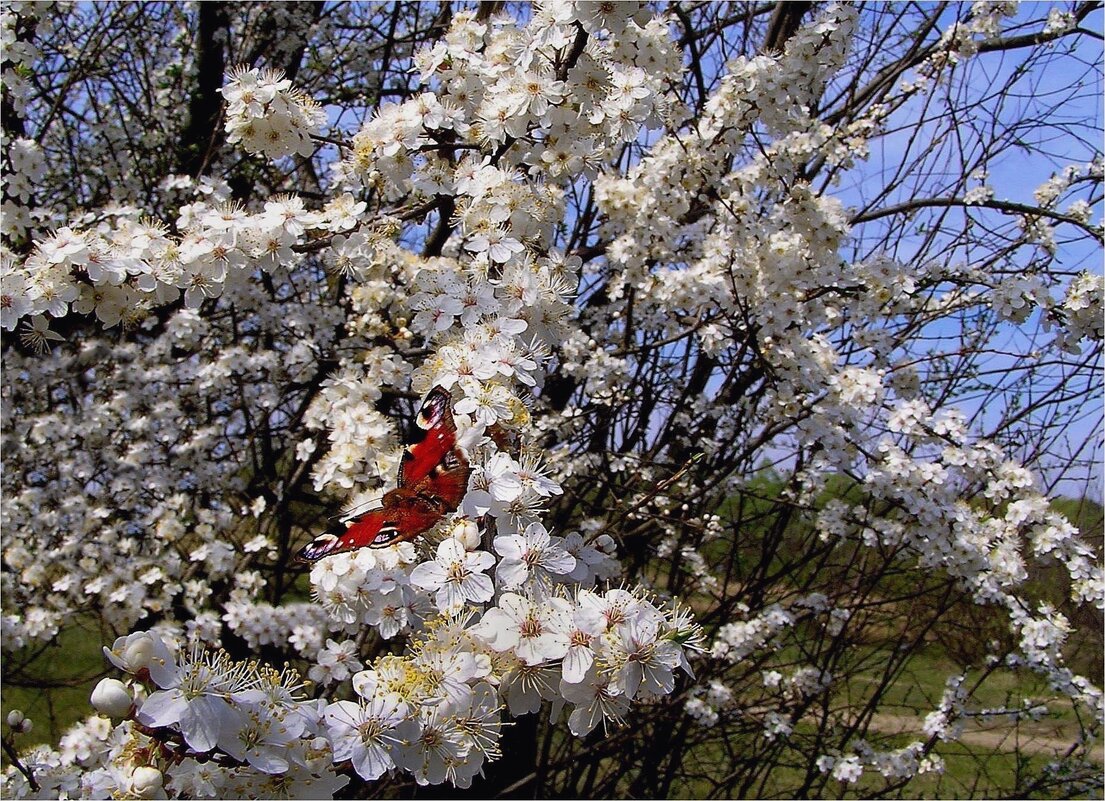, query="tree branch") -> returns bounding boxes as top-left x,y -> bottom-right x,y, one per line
850,196 -> 1104,238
